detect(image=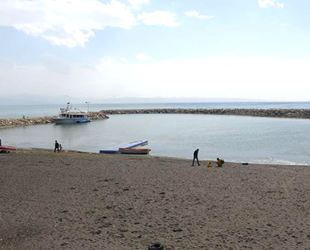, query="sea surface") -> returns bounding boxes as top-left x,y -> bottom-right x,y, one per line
1,102 -> 310,165
1,102 -> 310,119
